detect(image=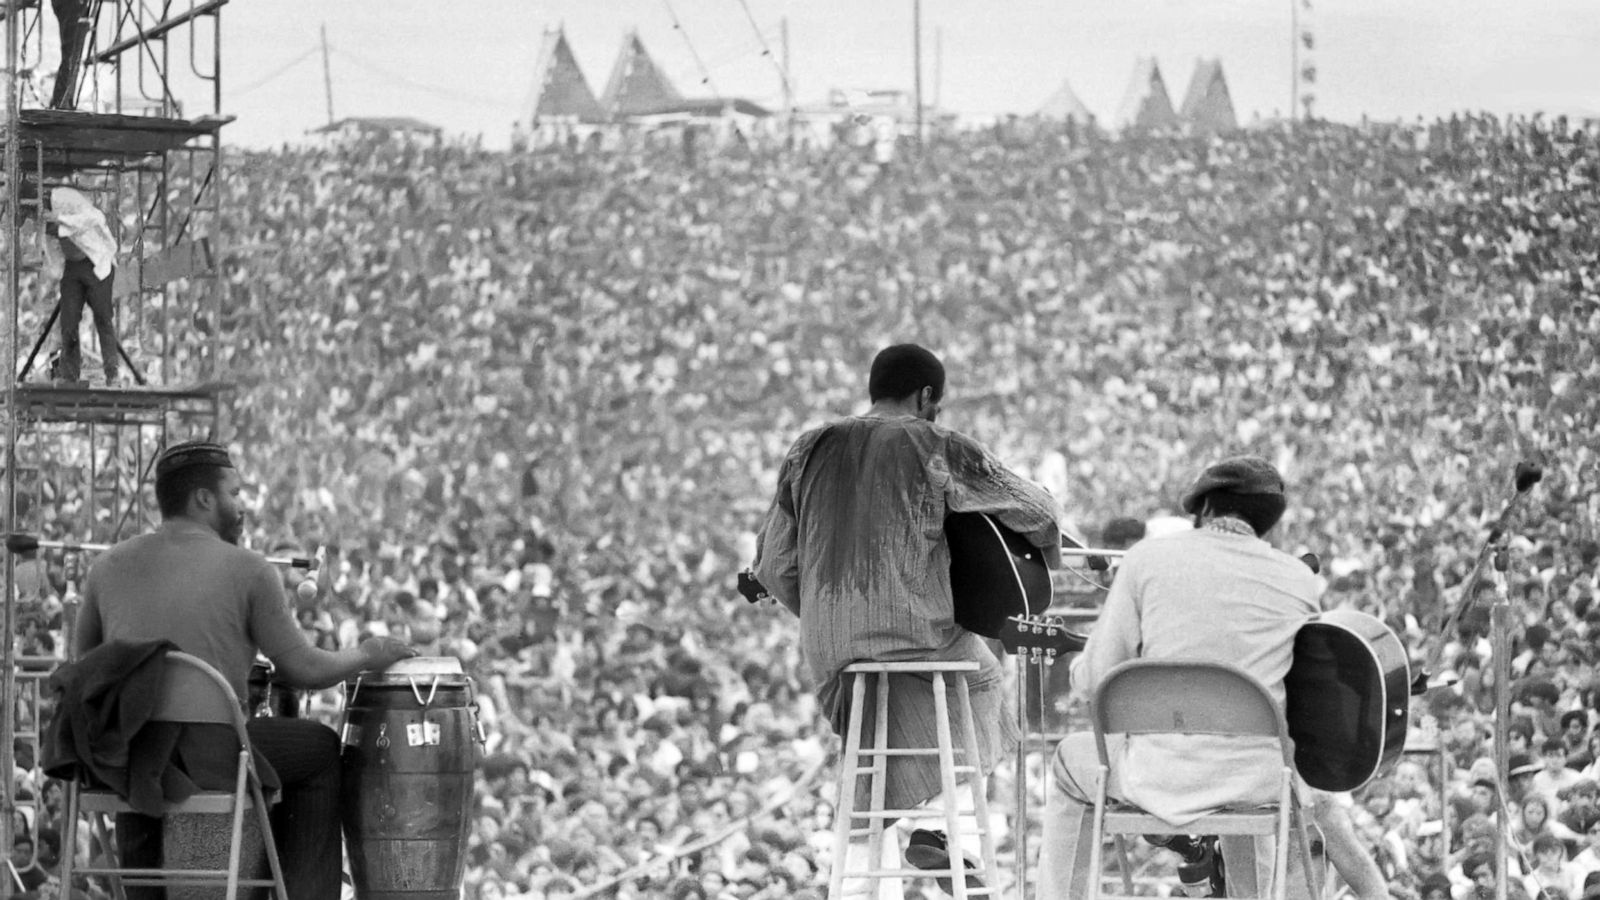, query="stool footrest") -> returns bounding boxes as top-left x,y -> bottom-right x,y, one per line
855,865 -> 995,882
841,661 -> 981,673
855,748 -> 979,760
847,808 -> 989,821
